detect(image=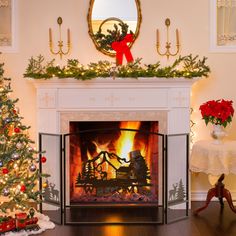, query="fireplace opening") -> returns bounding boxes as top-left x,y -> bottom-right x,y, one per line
69,121 -> 159,205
